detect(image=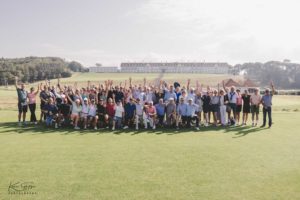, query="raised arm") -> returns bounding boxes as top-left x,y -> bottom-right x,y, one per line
66,89 -> 74,103
270,81 -> 275,95
187,79 -> 191,91
143,78 -> 146,88
87,80 -> 91,90
35,83 -> 41,95
15,76 -> 19,89
129,77 -> 132,88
